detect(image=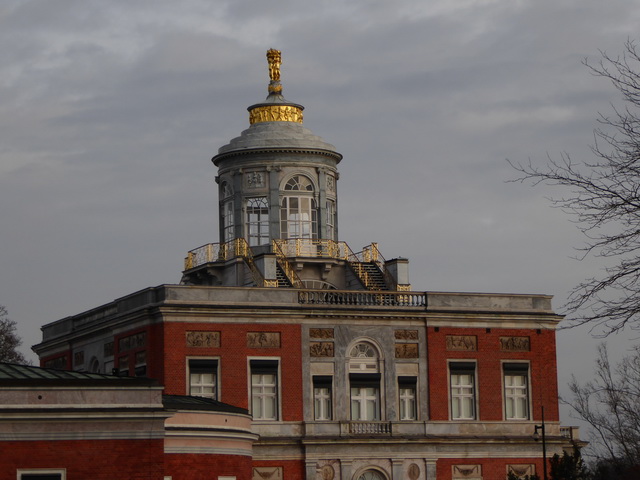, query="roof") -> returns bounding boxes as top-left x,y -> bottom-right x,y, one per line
162,394 -> 249,415
0,362 -> 159,387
